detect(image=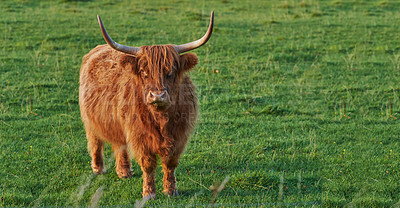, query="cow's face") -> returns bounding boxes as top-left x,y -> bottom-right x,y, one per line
134,46 -> 198,111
